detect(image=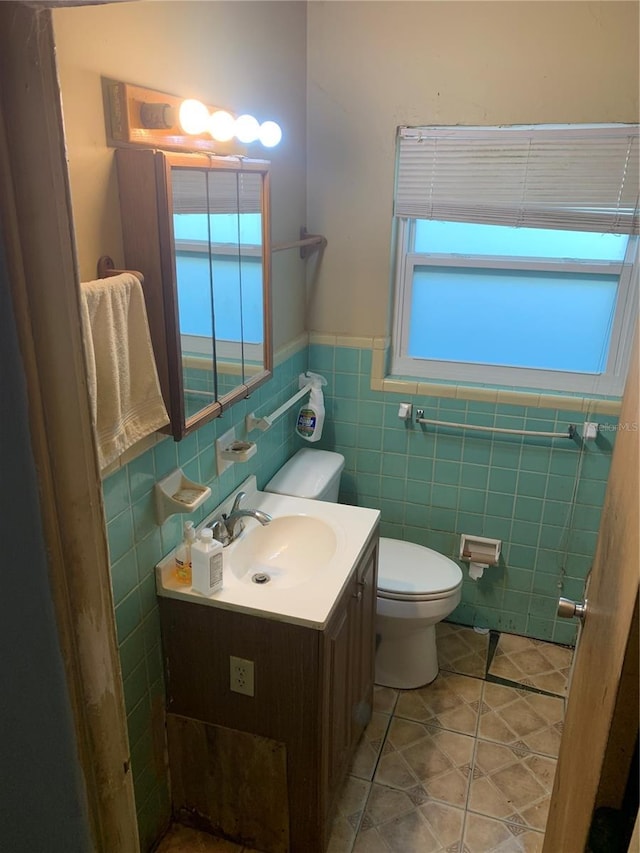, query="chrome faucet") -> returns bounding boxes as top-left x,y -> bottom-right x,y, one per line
206,491 -> 272,546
